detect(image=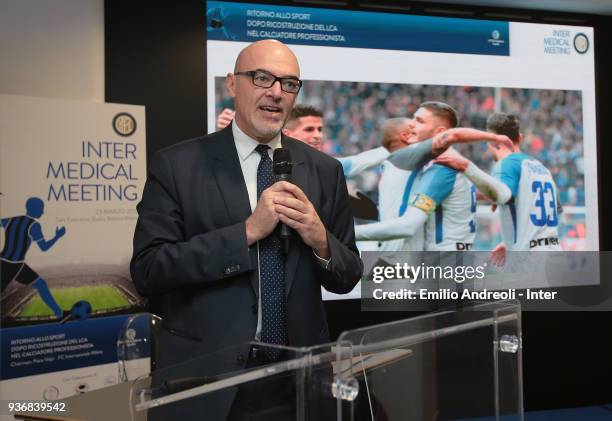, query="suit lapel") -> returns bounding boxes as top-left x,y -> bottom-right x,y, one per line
211,126 -> 258,294
282,137 -> 308,298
